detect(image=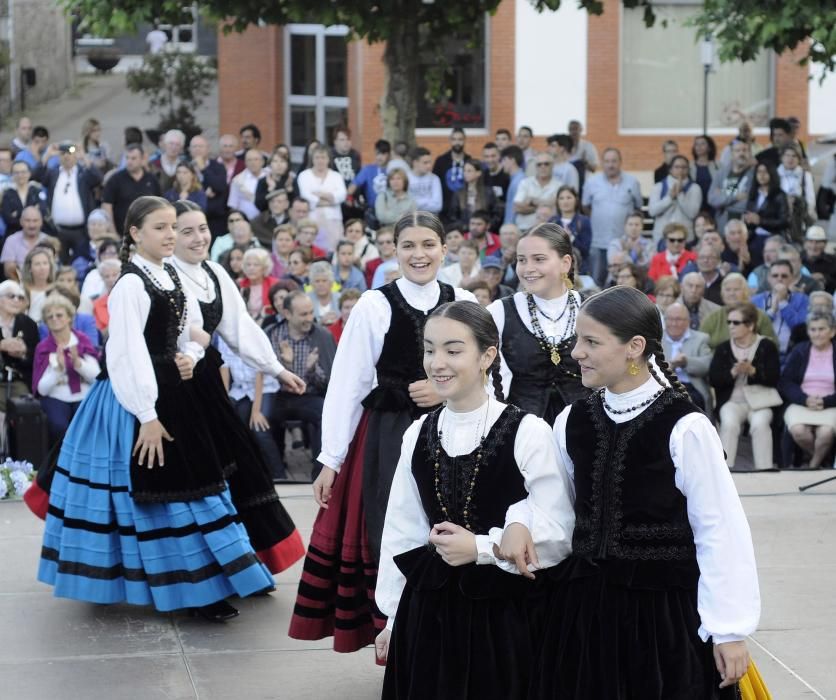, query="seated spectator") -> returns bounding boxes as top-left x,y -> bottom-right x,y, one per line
779,311 -> 836,469
254,152 -> 296,212
653,139 -> 679,183
252,189 -> 290,248
217,335 -> 285,480
297,145 -> 346,252
344,218 -> 379,275
464,279 -> 493,307
613,262 -> 650,295
262,279 -> 301,334
348,139 -> 391,215
746,234 -> 785,293
221,244 -> 247,283
488,222 -> 521,289
438,239 -> 480,287
148,129 -> 187,192
270,223 -> 296,279
91,259 -> 121,336
465,210 -> 501,258
743,161 -> 789,266
307,261 -> 340,325
332,239 -> 367,292
513,153 -> 559,232
1,161 -> 47,235
700,272 -> 777,349
662,302 -> 712,413
32,293 -> 100,445
778,244 -> 823,296
407,147 -> 443,215
654,275 -> 681,318
368,227 -> 397,289
689,243 -> 724,305
690,135 -> 719,210
788,291 -> 833,352
164,161 -> 207,211
55,267 -> 92,315
79,238 -> 120,300
285,248 -> 311,289
448,160 -> 497,229
210,210 -> 262,262
751,260 -> 809,361
721,219 -> 752,276
648,223 -> 697,282
295,218 -> 328,260
479,258 -> 514,302
648,154 -> 702,245
708,139 -> 754,232
2,206 -> 50,281
375,167 -> 416,226
690,210 -> 717,250
607,210 -> 654,269
329,288 -> 362,344
678,272 -> 719,330
21,246 -> 57,323
801,225 -> 836,293
228,148 -> 266,221
0,280 -> 39,407
71,208 -> 118,285
710,302 -> 781,471
37,283 -> 100,348
549,185 -> 591,274
572,250 -> 600,300
442,226 -> 464,265
778,144 -> 815,244
239,248 -> 278,321
267,291 -> 337,480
